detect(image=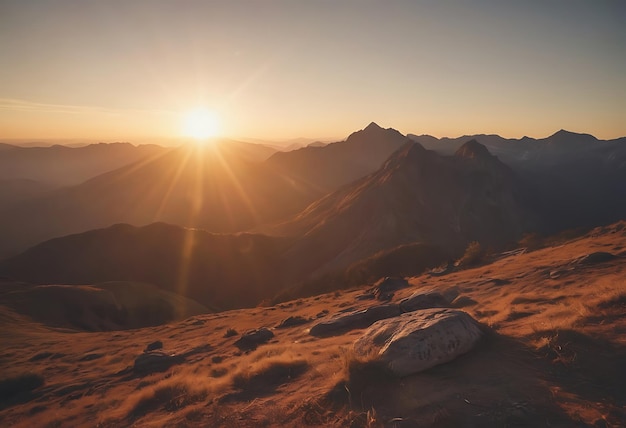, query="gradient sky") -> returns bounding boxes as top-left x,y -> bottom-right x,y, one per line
1,0 -> 625,142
